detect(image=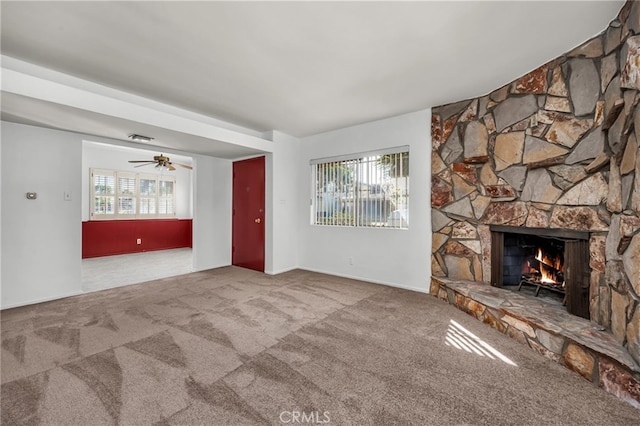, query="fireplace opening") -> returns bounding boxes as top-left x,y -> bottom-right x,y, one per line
504,233 -> 565,300
490,226 -> 590,319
